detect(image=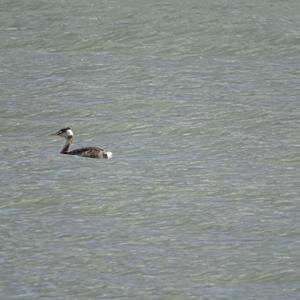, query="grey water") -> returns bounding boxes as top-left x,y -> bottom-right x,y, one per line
1,0 -> 300,299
